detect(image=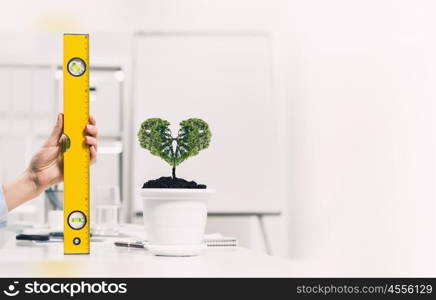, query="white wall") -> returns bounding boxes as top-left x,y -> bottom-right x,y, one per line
0,0 -> 435,275
284,1 -> 435,276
